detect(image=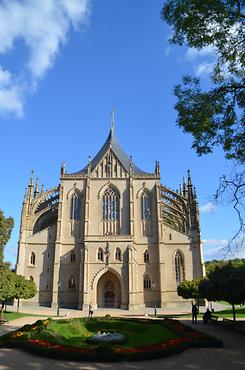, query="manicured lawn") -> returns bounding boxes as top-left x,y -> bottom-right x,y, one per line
0,317 -> 222,362
158,305 -> 245,320
212,308 -> 245,319
38,317 -> 177,348
3,311 -> 45,321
